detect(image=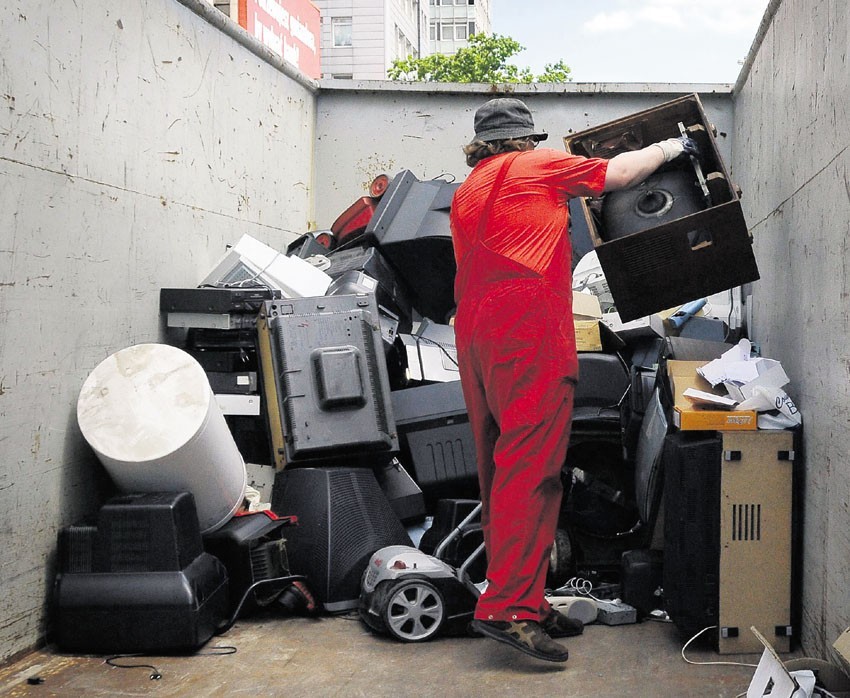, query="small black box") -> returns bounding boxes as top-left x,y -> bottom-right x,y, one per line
373,459 -> 427,523
203,512 -> 297,614
621,548 -> 664,617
